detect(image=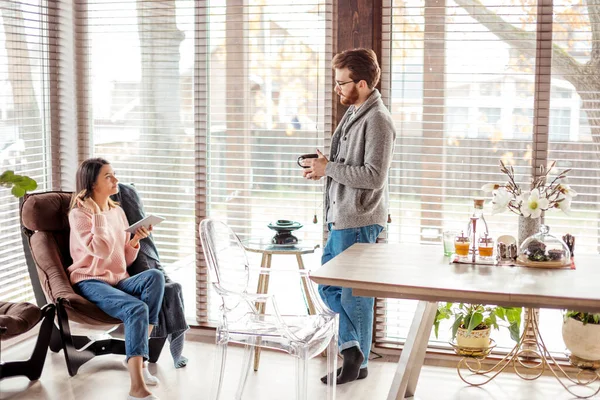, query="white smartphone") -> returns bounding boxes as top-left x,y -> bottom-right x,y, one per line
125,215 -> 165,234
